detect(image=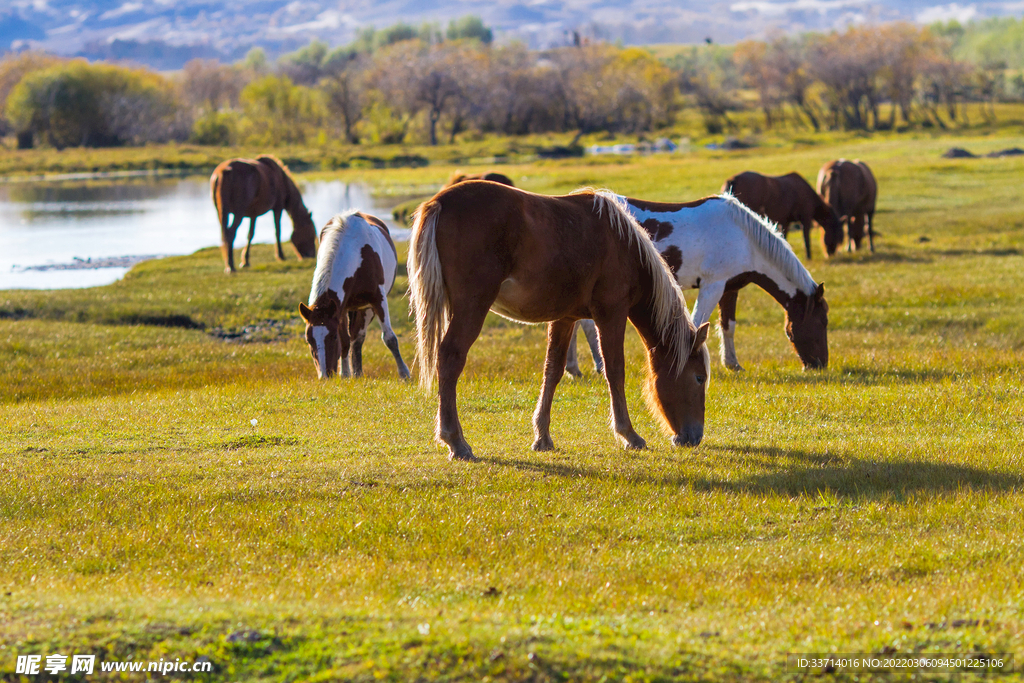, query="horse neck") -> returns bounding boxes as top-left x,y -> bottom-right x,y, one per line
743,267 -> 797,309
627,300 -> 681,374
811,192 -> 833,224
282,175 -> 305,215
